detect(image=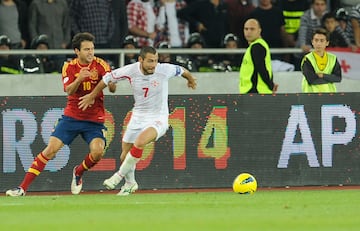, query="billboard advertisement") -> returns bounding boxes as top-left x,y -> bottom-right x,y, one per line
1,94 -> 360,192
